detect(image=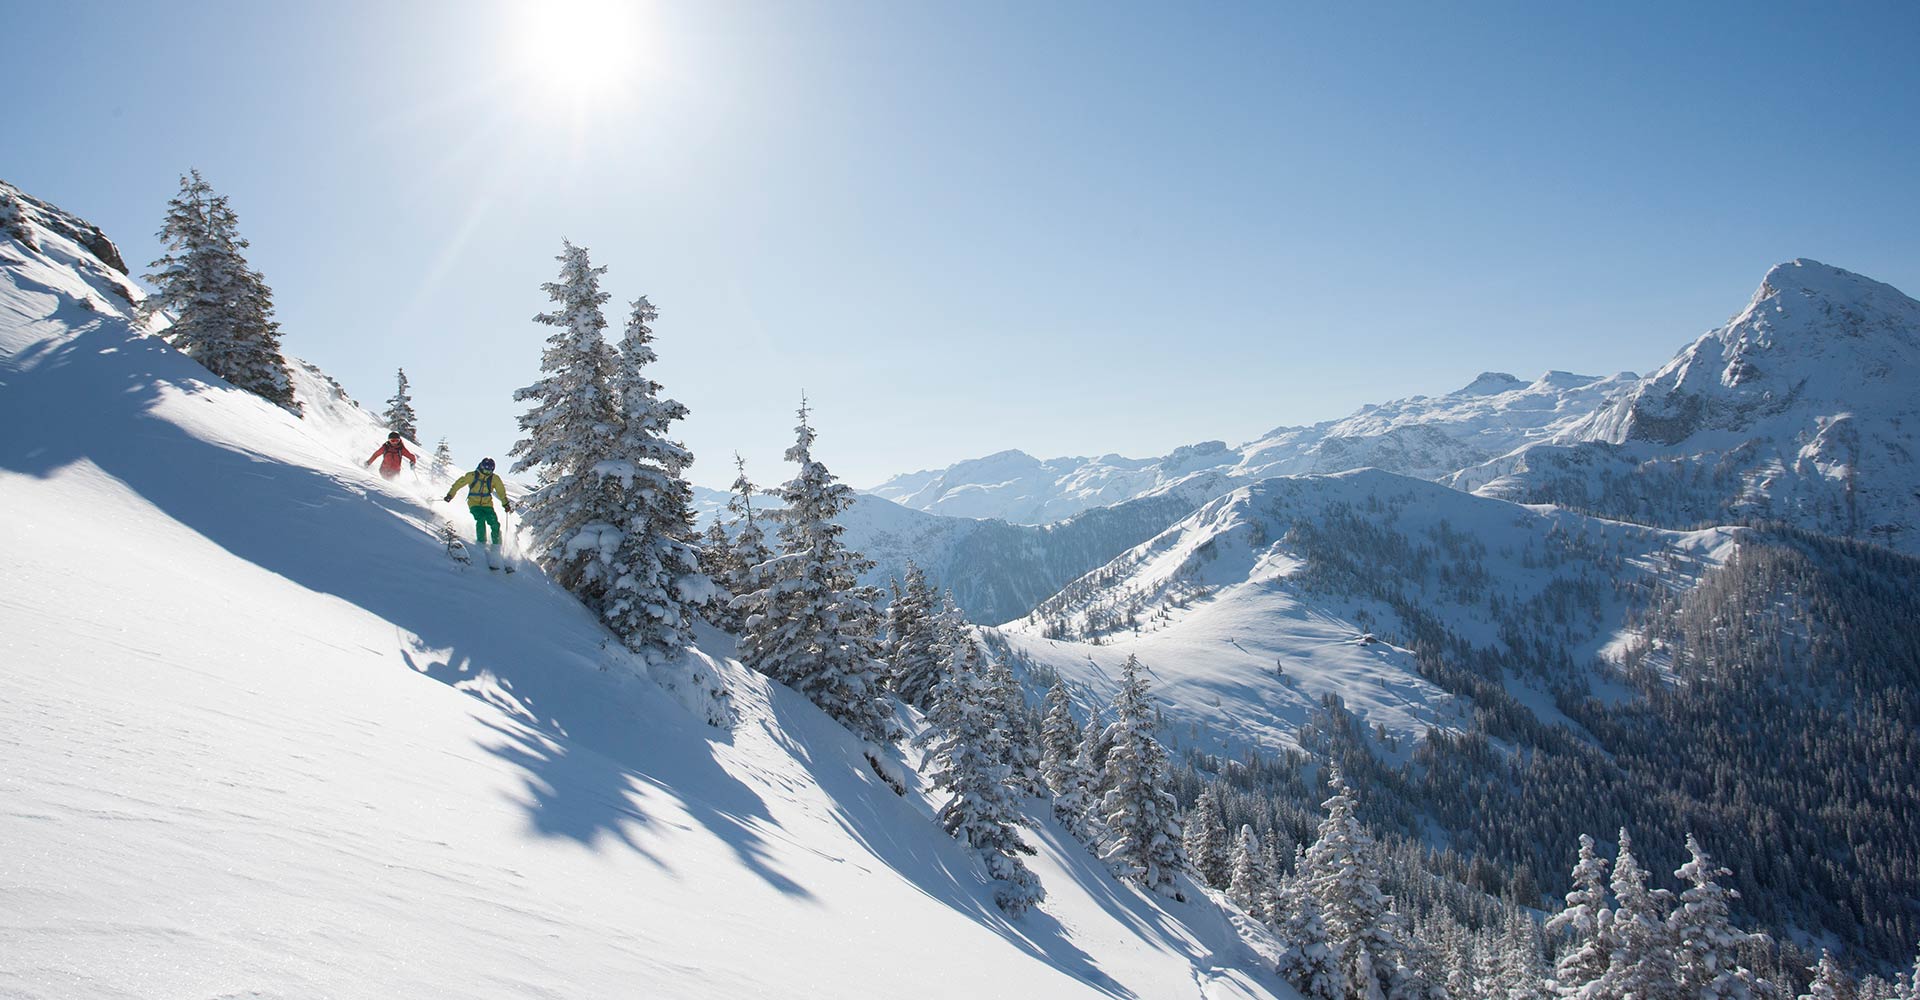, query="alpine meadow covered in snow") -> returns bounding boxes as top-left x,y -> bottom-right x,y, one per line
6,3 -> 1920,998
